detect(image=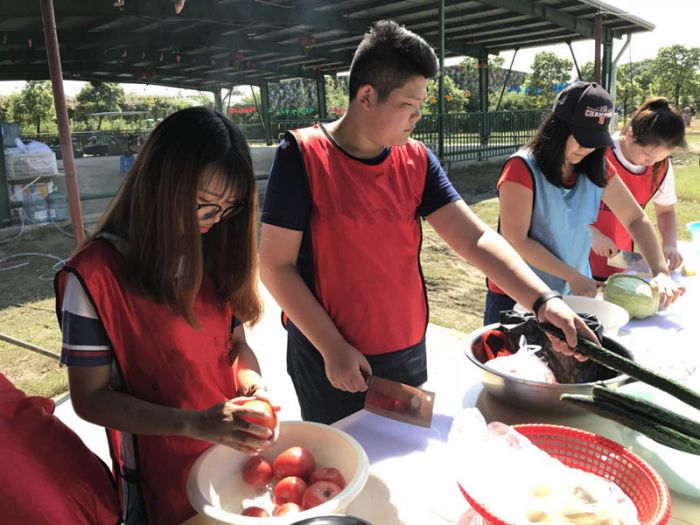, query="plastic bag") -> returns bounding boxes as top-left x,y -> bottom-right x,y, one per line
485,339 -> 557,384
448,409 -> 640,525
